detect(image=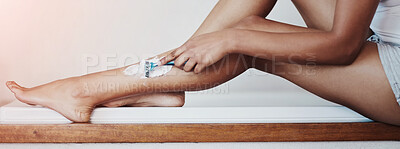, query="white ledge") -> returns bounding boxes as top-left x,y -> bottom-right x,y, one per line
0,106 -> 372,124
